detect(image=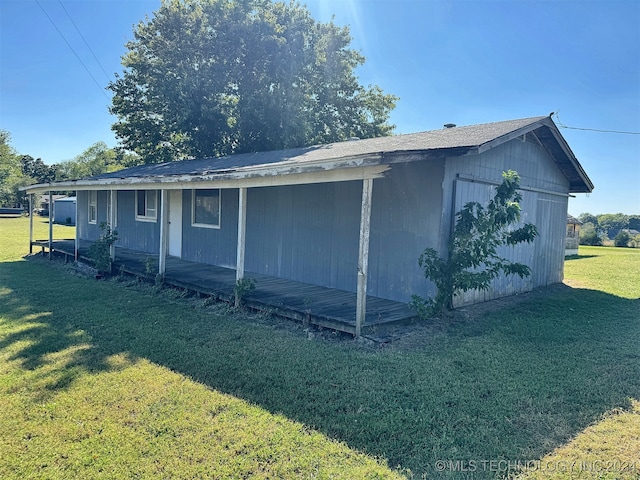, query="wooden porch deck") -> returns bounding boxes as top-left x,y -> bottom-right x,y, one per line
31,239 -> 418,336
